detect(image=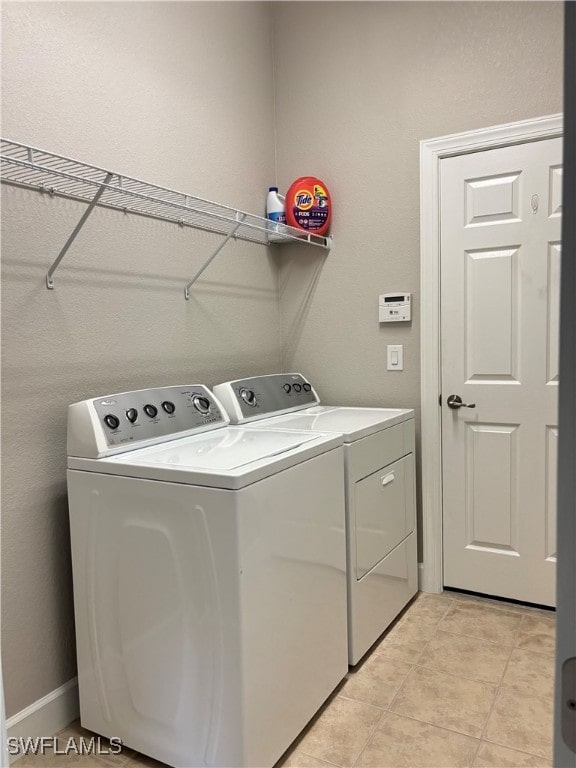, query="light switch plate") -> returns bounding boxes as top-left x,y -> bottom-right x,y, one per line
387,345 -> 404,371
